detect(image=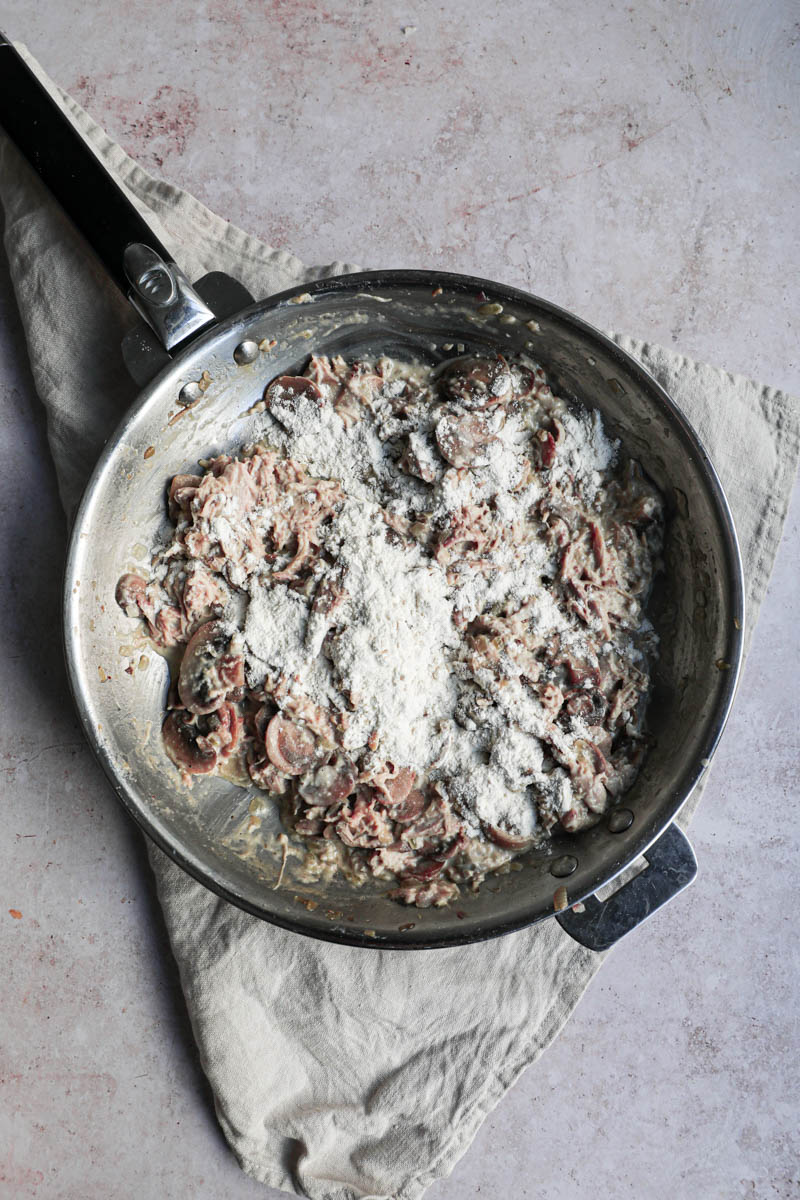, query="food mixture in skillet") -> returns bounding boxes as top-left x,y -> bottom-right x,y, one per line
116,352 -> 664,907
